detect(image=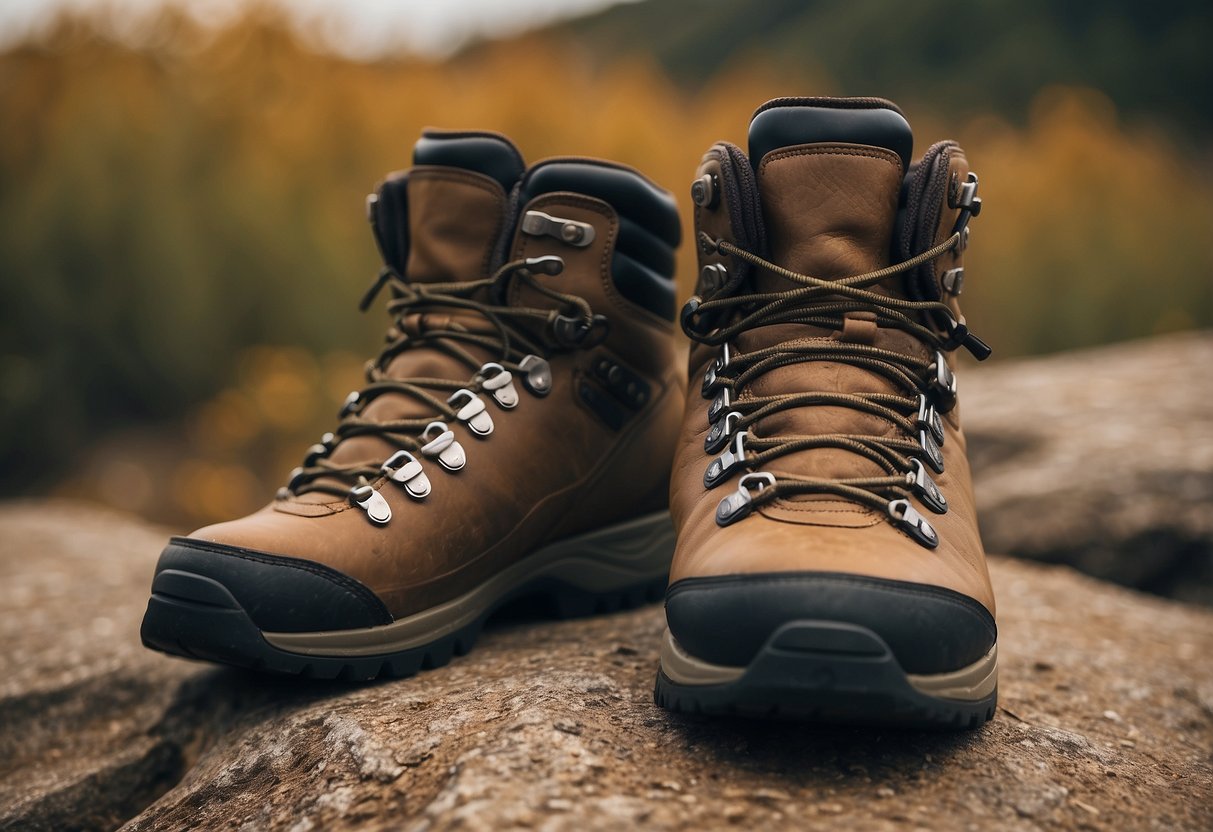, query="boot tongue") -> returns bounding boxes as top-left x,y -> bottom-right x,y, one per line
733,100 -> 926,491
401,130 -> 524,283
297,134 -> 525,497
746,98 -> 912,292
